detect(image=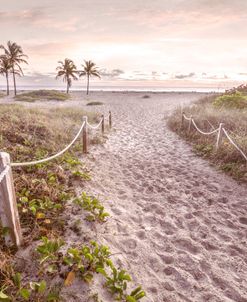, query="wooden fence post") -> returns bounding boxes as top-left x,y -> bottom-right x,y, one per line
188,116 -> 193,133
109,111 -> 112,129
101,114 -> 105,134
216,123 -> 223,151
82,116 -> 88,153
0,152 -> 22,247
